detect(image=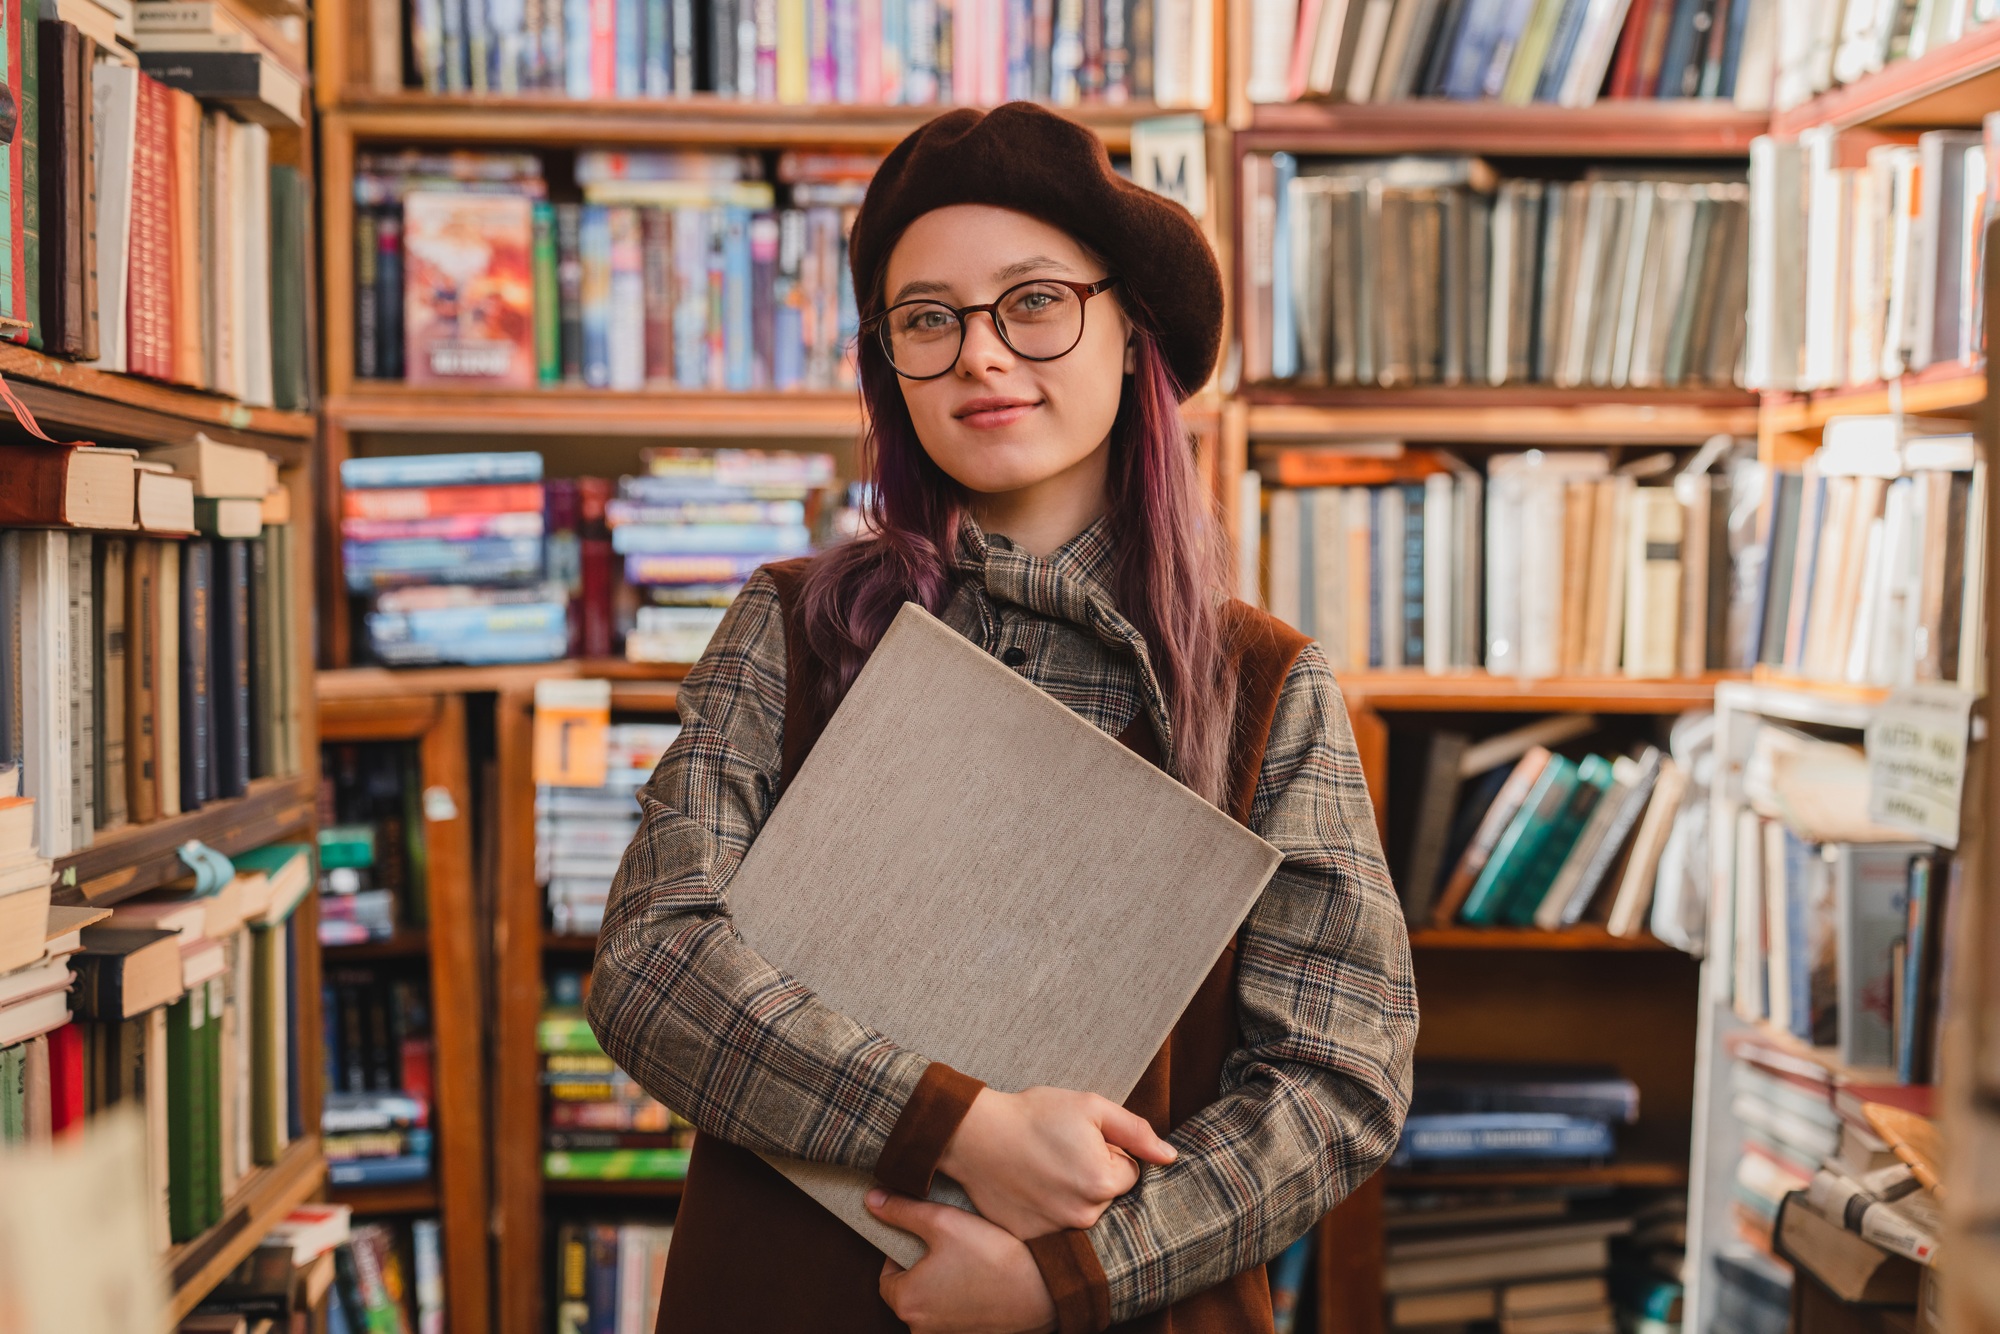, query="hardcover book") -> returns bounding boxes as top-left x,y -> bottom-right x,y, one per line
402,191 -> 536,387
